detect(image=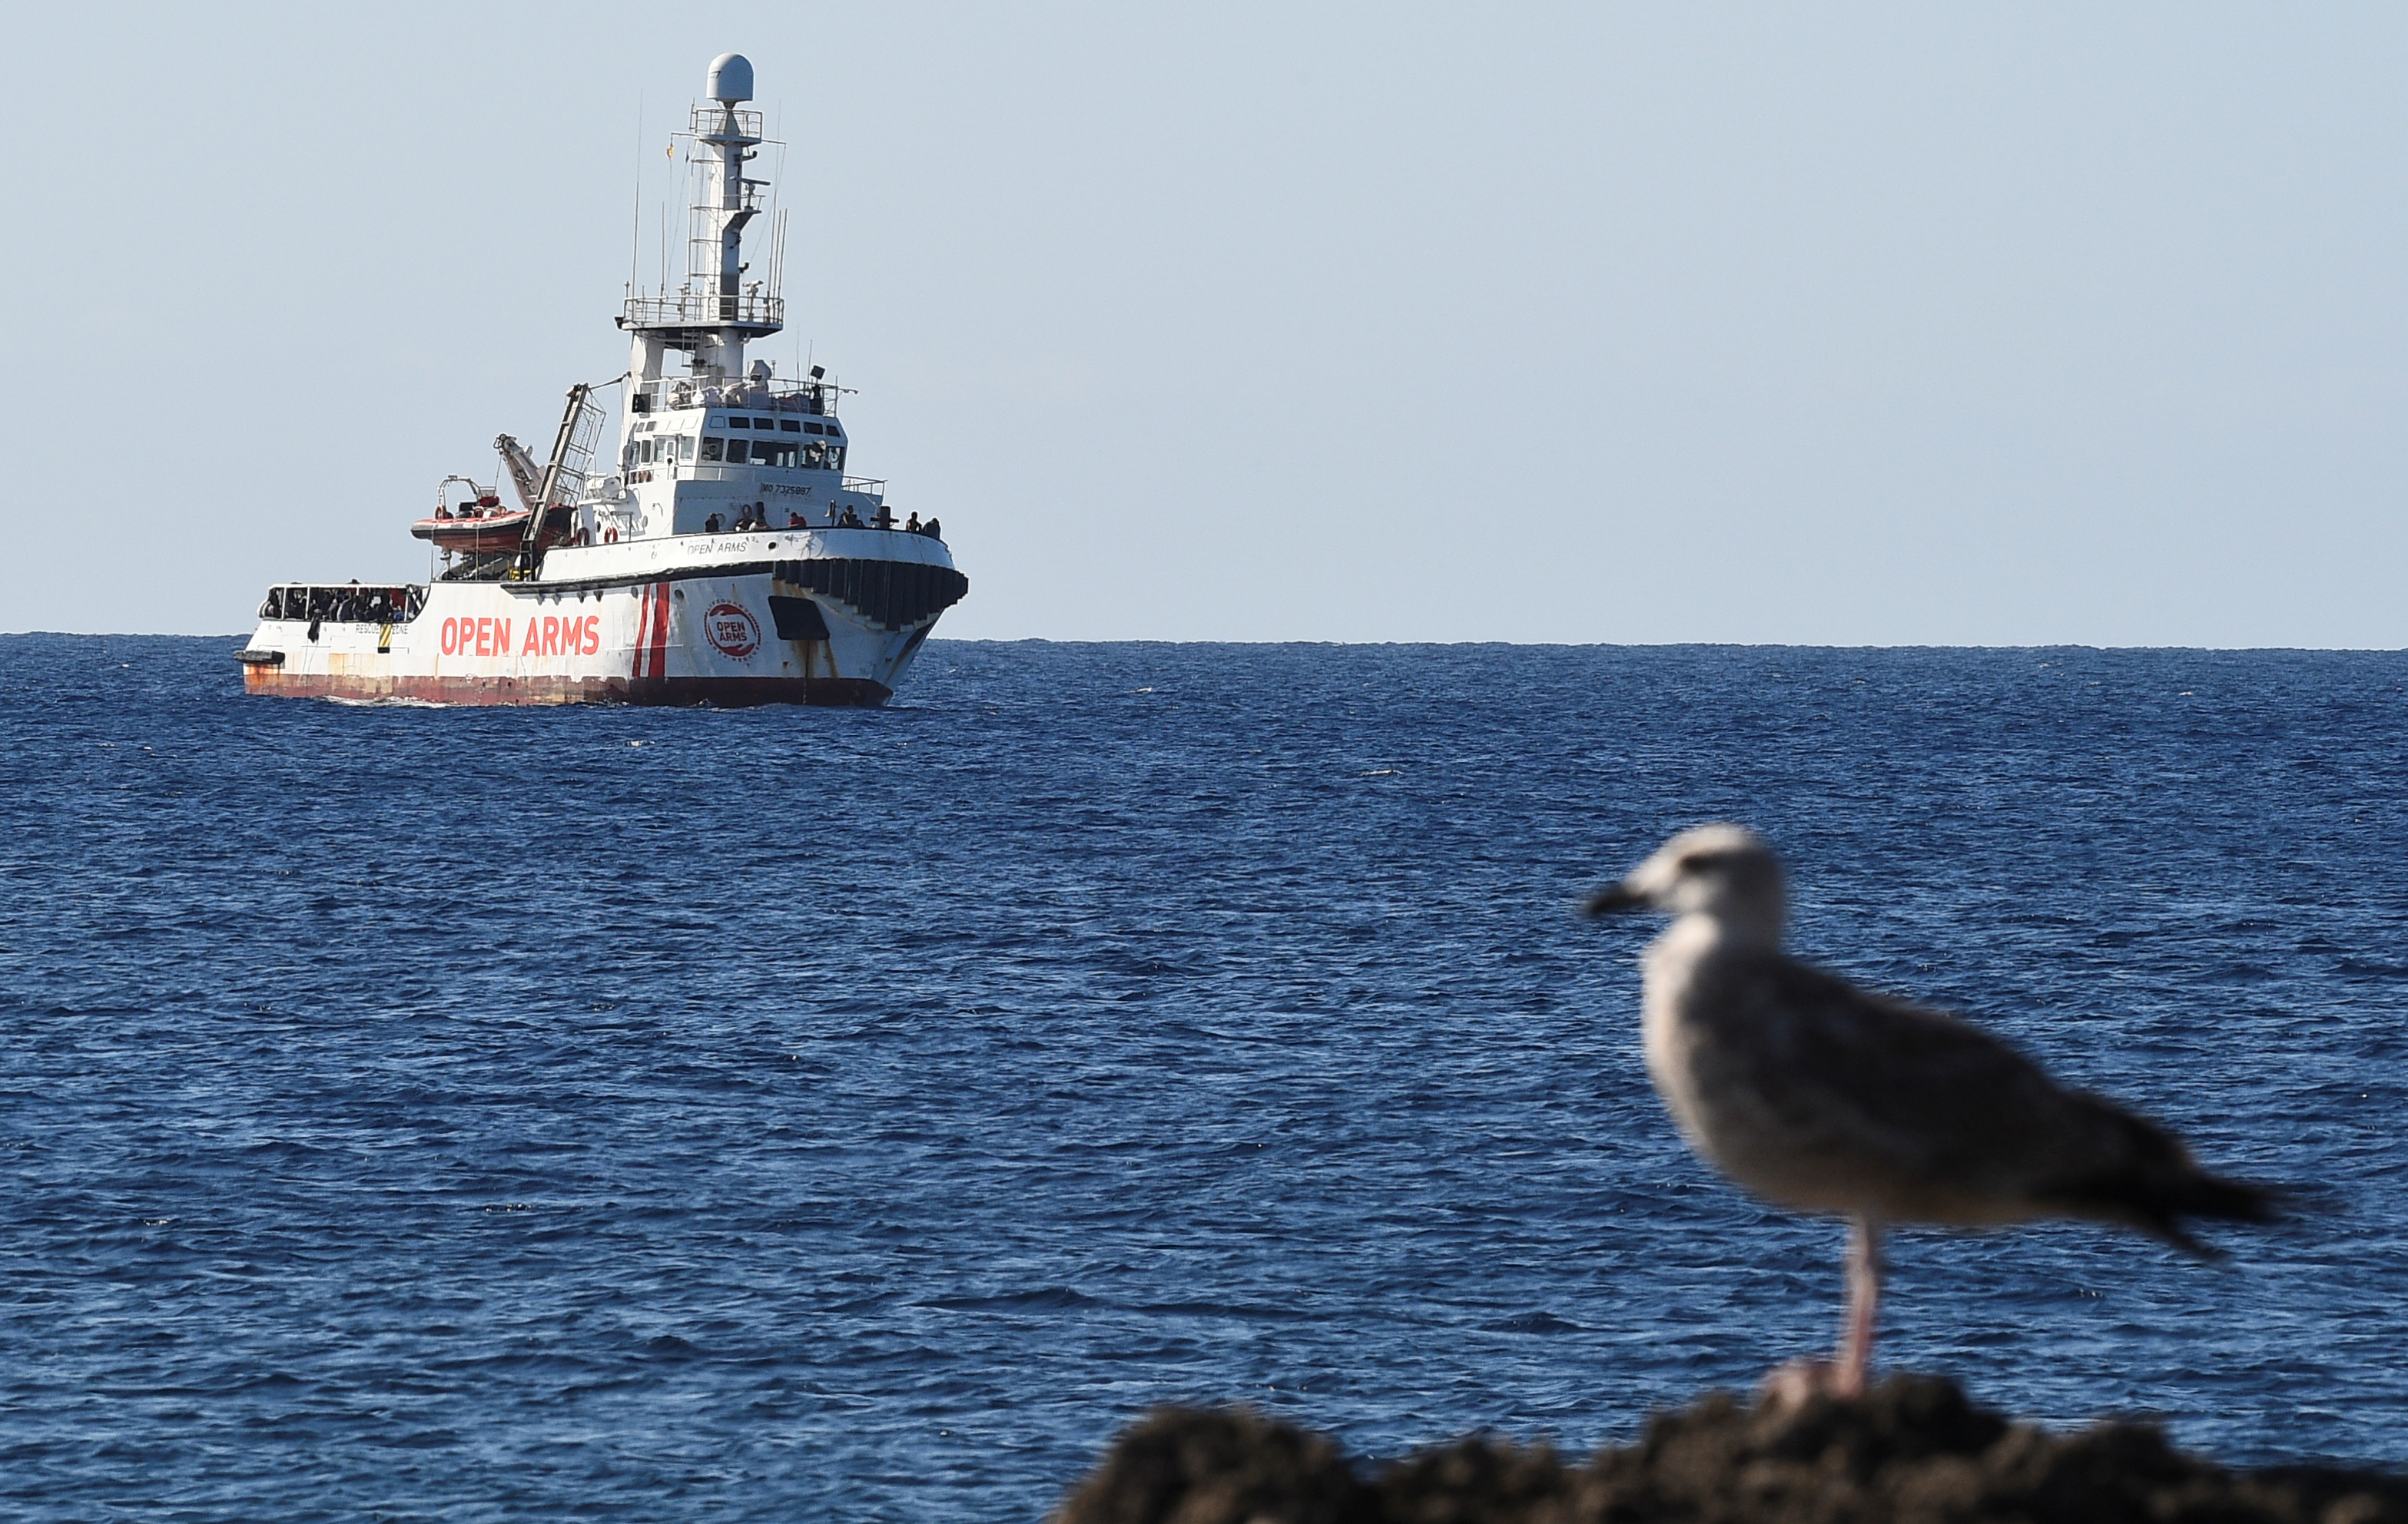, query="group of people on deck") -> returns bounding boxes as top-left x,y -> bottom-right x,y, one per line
700,502 -> 943,539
